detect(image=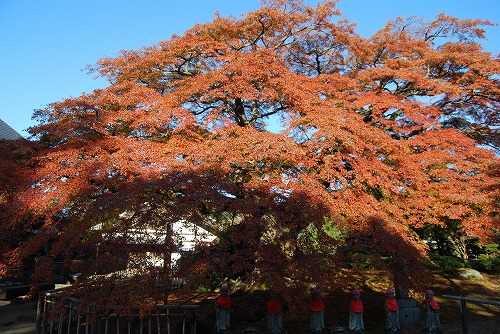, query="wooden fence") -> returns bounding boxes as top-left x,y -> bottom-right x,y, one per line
442,294 -> 500,334
36,288 -> 199,334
